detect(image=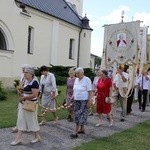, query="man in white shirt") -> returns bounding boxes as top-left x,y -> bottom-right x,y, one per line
113,66 -> 129,121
